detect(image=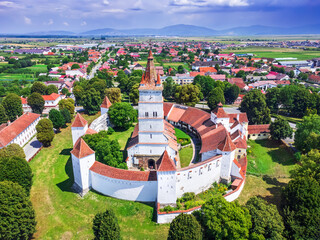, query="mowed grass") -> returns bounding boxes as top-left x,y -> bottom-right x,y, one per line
29,114 -> 169,240
108,125 -> 135,150
247,139 -> 295,177
174,128 -> 190,139
0,73 -> 34,80
179,145 -> 193,168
